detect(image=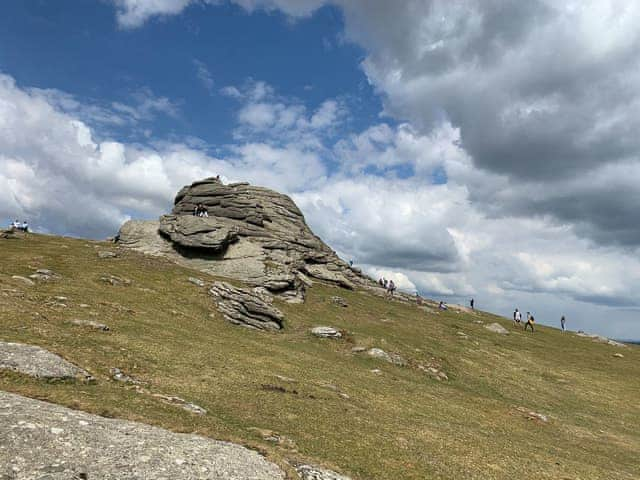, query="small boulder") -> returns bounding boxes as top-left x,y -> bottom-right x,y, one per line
100,274 -> 131,286
151,393 -> 206,415
296,464 -> 352,480
70,319 -> 110,331
330,296 -> 348,308
98,251 -> 118,259
367,348 -> 407,366
613,353 -> 624,358
11,275 -> 35,286
311,326 -> 342,339
110,368 -> 143,385
188,277 -> 206,287
29,269 -> 59,282
485,323 -> 509,334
